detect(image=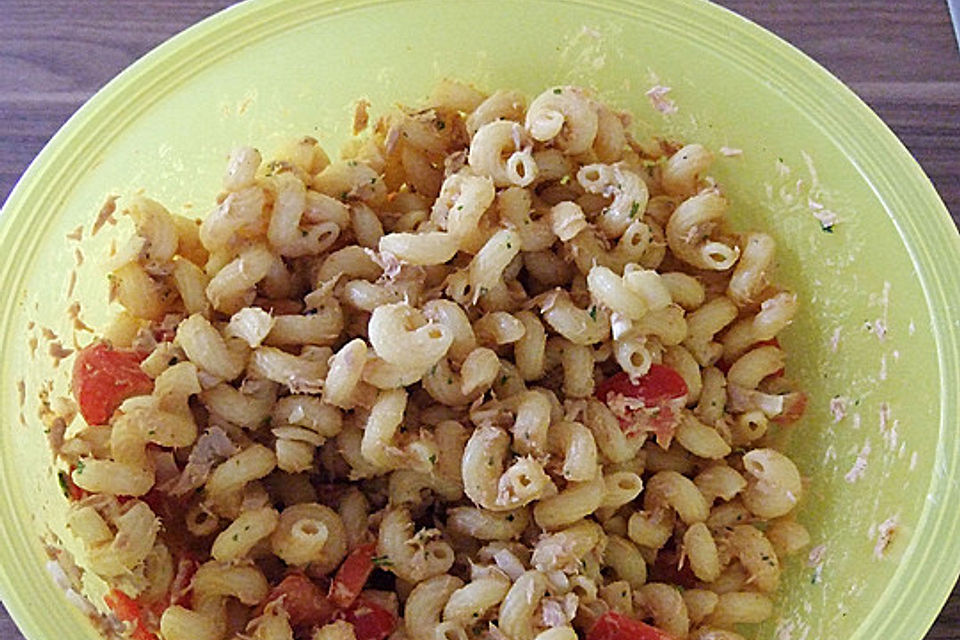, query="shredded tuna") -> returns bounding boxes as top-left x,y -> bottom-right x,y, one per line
539,593 -> 579,628
443,150 -> 468,177
162,427 -> 237,496
844,440 -> 871,483
727,384 -> 786,416
150,450 -> 180,487
353,99 -> 371,135
873,516 -> 898,559
645,85 -> 678,115
562,399 -> 587,423
719,146 -> 743,157
92,195 -> 119,235
485,624 -> 510,640
829,396 -> 848,423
